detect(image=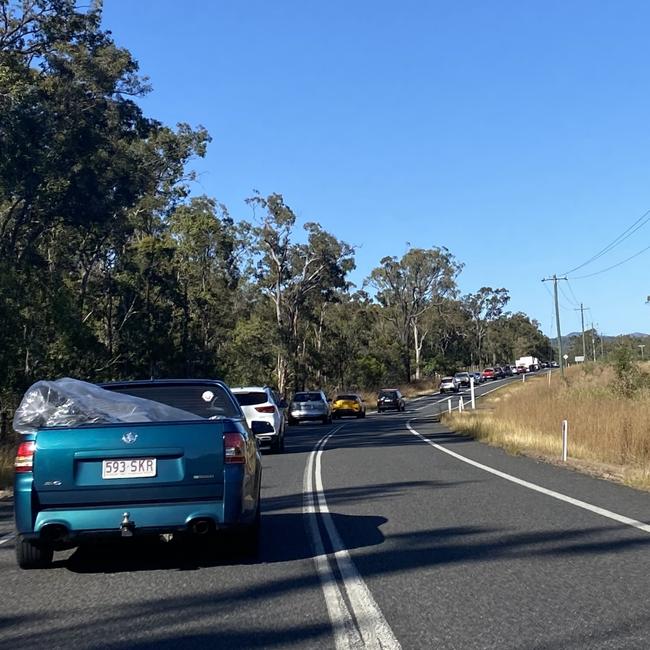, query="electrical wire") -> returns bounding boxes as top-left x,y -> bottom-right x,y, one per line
562,208 -> 650,276
566,280 -> 582,307
571,242 -> 650,280
559,283 -> 580,308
